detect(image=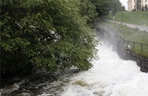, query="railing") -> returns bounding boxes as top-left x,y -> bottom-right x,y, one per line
117,33 -> 148,57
